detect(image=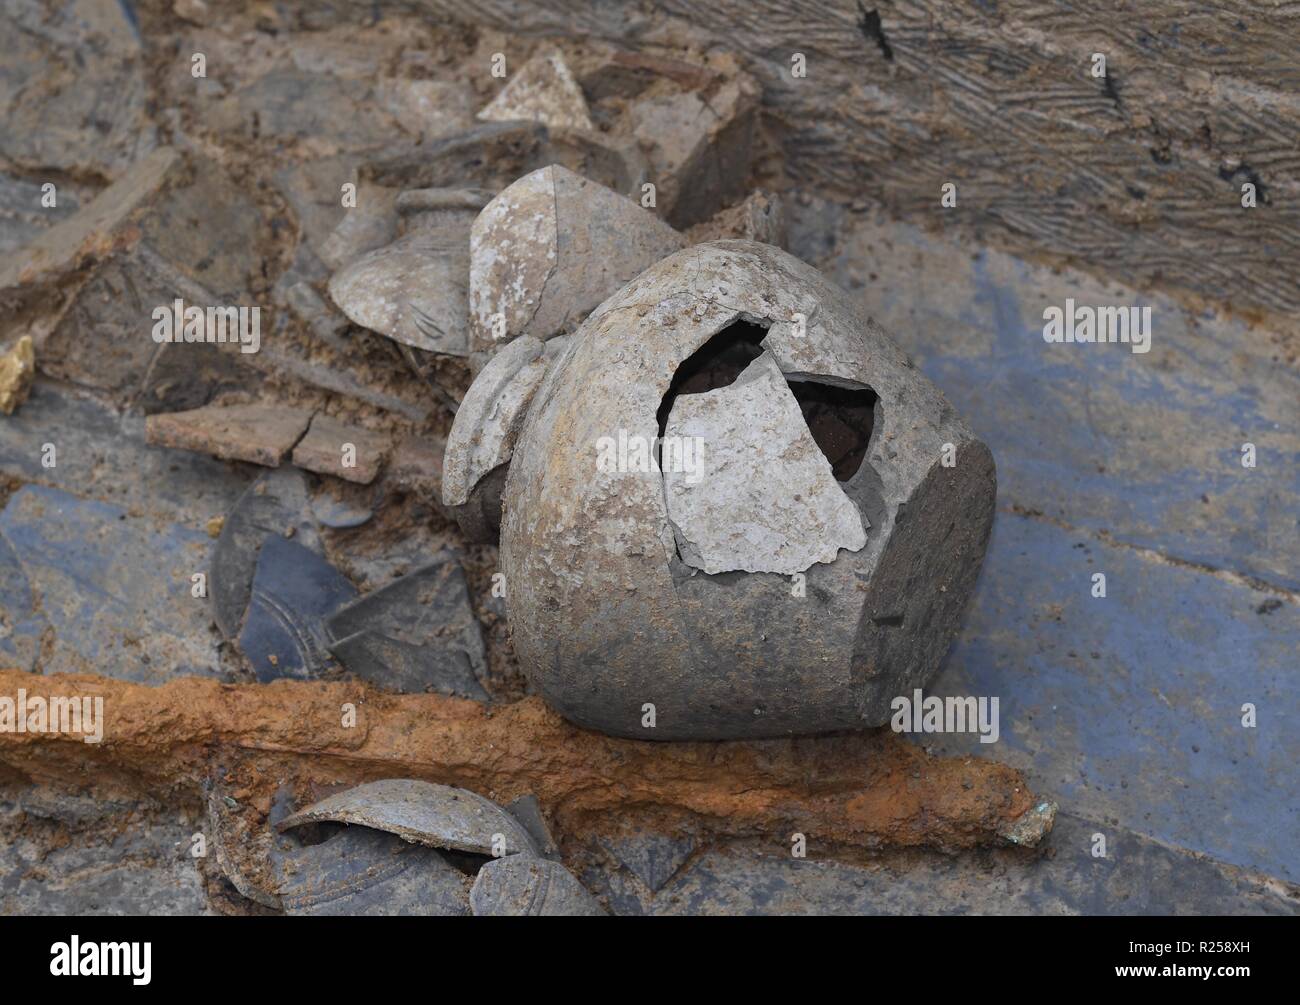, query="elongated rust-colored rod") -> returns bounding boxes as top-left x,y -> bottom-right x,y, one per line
0,670 -> 1049,854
